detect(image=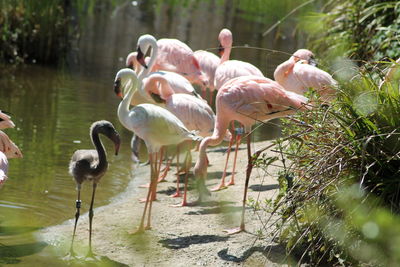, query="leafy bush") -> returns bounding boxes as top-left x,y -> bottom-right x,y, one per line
258,69 -> 400,265
305,0 -> 400,63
